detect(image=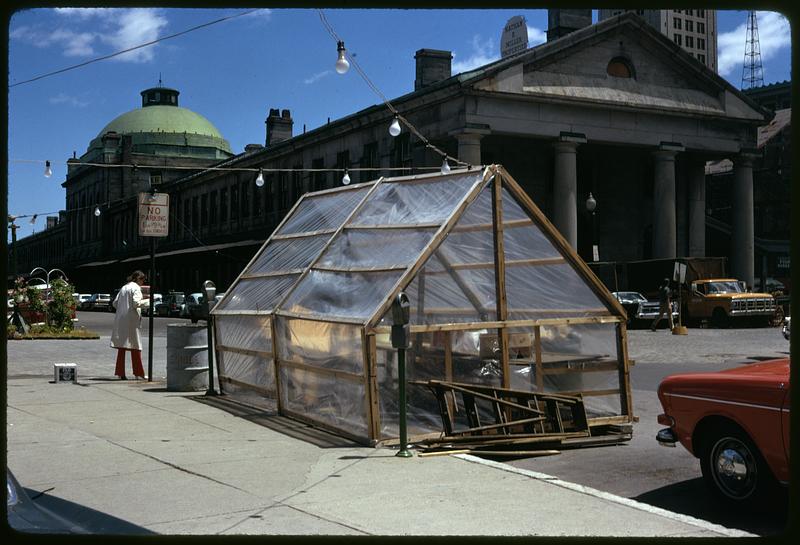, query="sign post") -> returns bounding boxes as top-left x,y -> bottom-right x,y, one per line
138,192 -> 169,381
672,261 -> 688,335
